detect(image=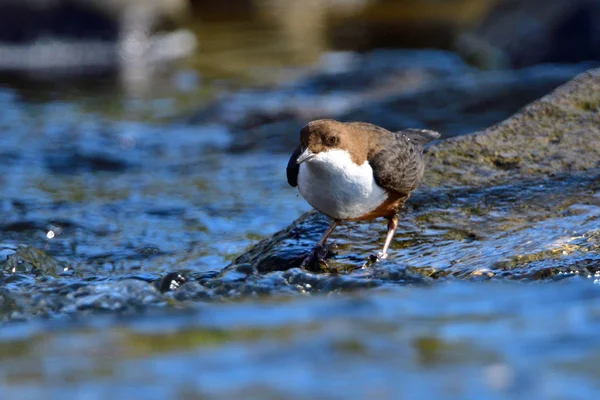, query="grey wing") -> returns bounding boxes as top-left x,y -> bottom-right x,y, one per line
400,128 -> 441,150
369,131 -> 428,194
286,145 -> 302,187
